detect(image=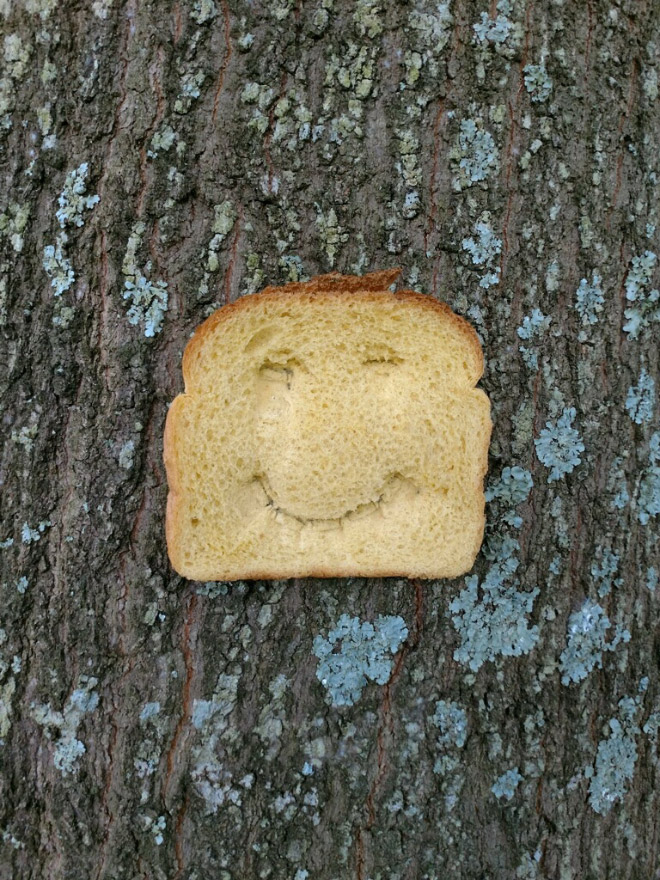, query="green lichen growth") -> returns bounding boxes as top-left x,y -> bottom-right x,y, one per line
147,125 -> 176,158
207,201 -> 238,271
4,34 -> 32,80
315,205 -> 348,268
0,202 -> 30,253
